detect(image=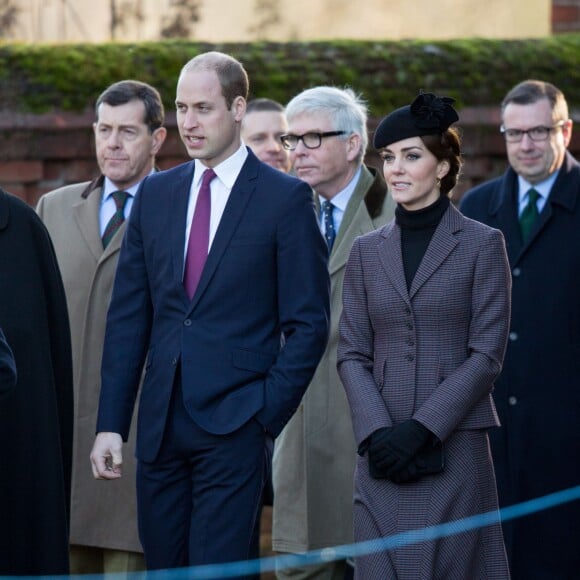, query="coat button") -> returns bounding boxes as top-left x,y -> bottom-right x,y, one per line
509,331 -> 518,341
171,357 -> 178,365
508,396 -> 518,406
513,267 -> 521,277
184,319 -> 192,326
406,354 -> 414,362
407,339 -> 415,347
404,307 -> 411,315
406,322 -> 413,330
